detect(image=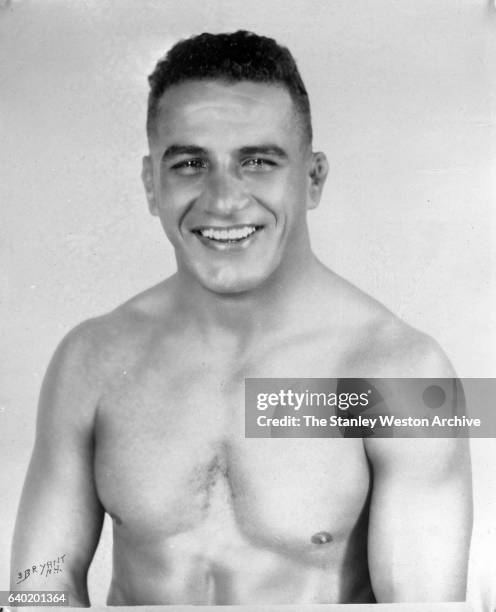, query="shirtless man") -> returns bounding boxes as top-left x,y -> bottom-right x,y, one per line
11,31 -> 472,606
